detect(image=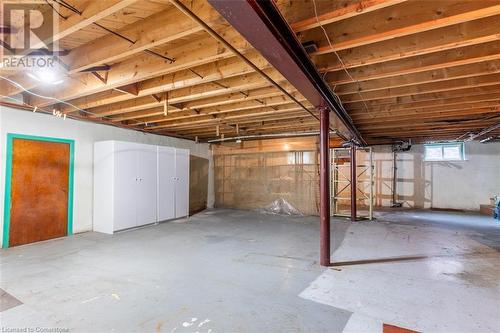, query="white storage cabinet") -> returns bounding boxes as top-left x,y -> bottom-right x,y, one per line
157,146 -> 190,221
93,141 -> 189,234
